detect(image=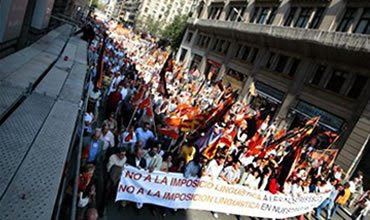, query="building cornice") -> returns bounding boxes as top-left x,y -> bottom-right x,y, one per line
188,18 -> 370,54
